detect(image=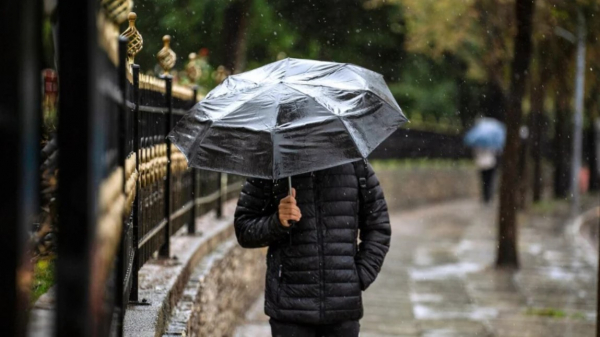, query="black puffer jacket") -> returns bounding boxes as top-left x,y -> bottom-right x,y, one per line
234,161 -> 391,325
